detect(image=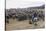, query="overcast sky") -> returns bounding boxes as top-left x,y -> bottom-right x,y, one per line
6,0 -> 45,9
